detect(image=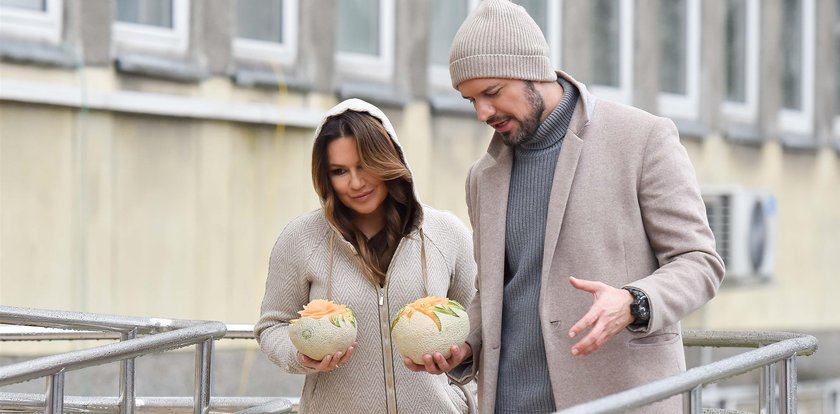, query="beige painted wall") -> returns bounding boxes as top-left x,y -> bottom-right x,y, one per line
685,137 -> 840,331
